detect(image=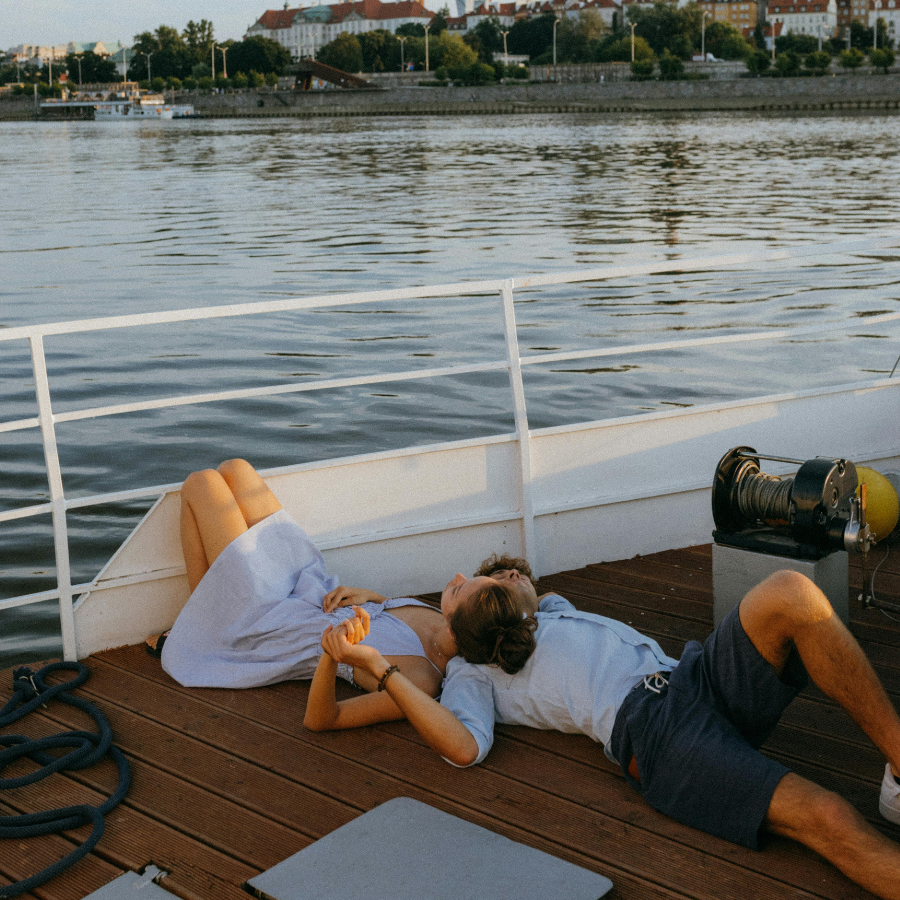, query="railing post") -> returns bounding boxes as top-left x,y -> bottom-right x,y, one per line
29,336 -> 77,660
499,280 -> 537,574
